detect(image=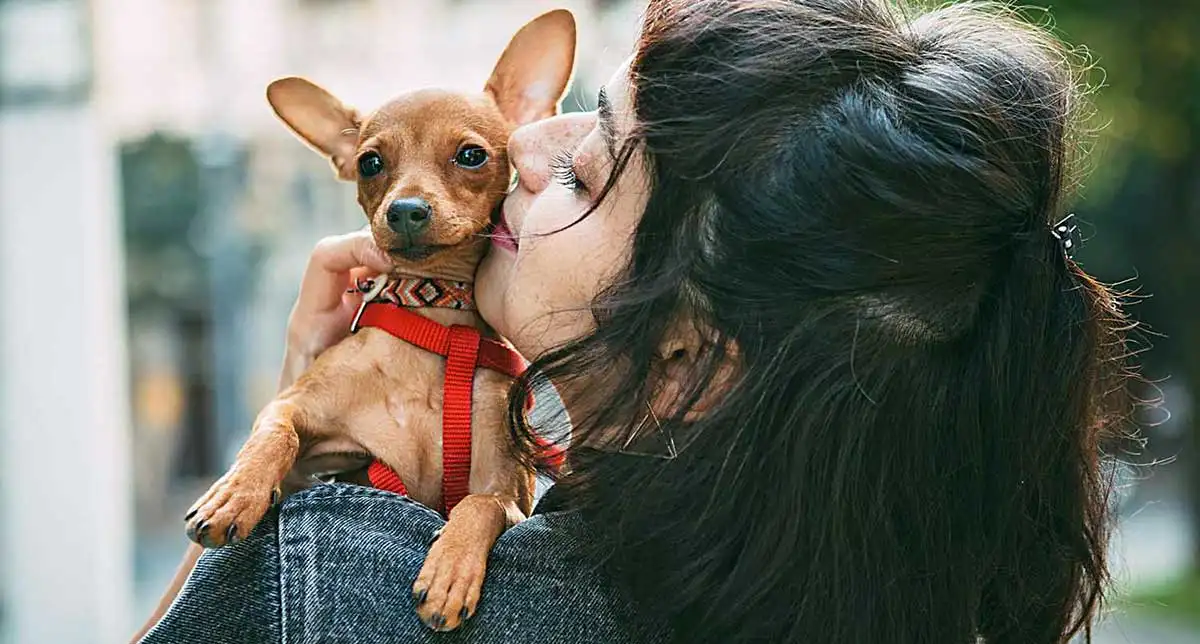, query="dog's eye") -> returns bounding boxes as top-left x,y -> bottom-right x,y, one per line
454,145 -> 488,169
358,152 -> 384,178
